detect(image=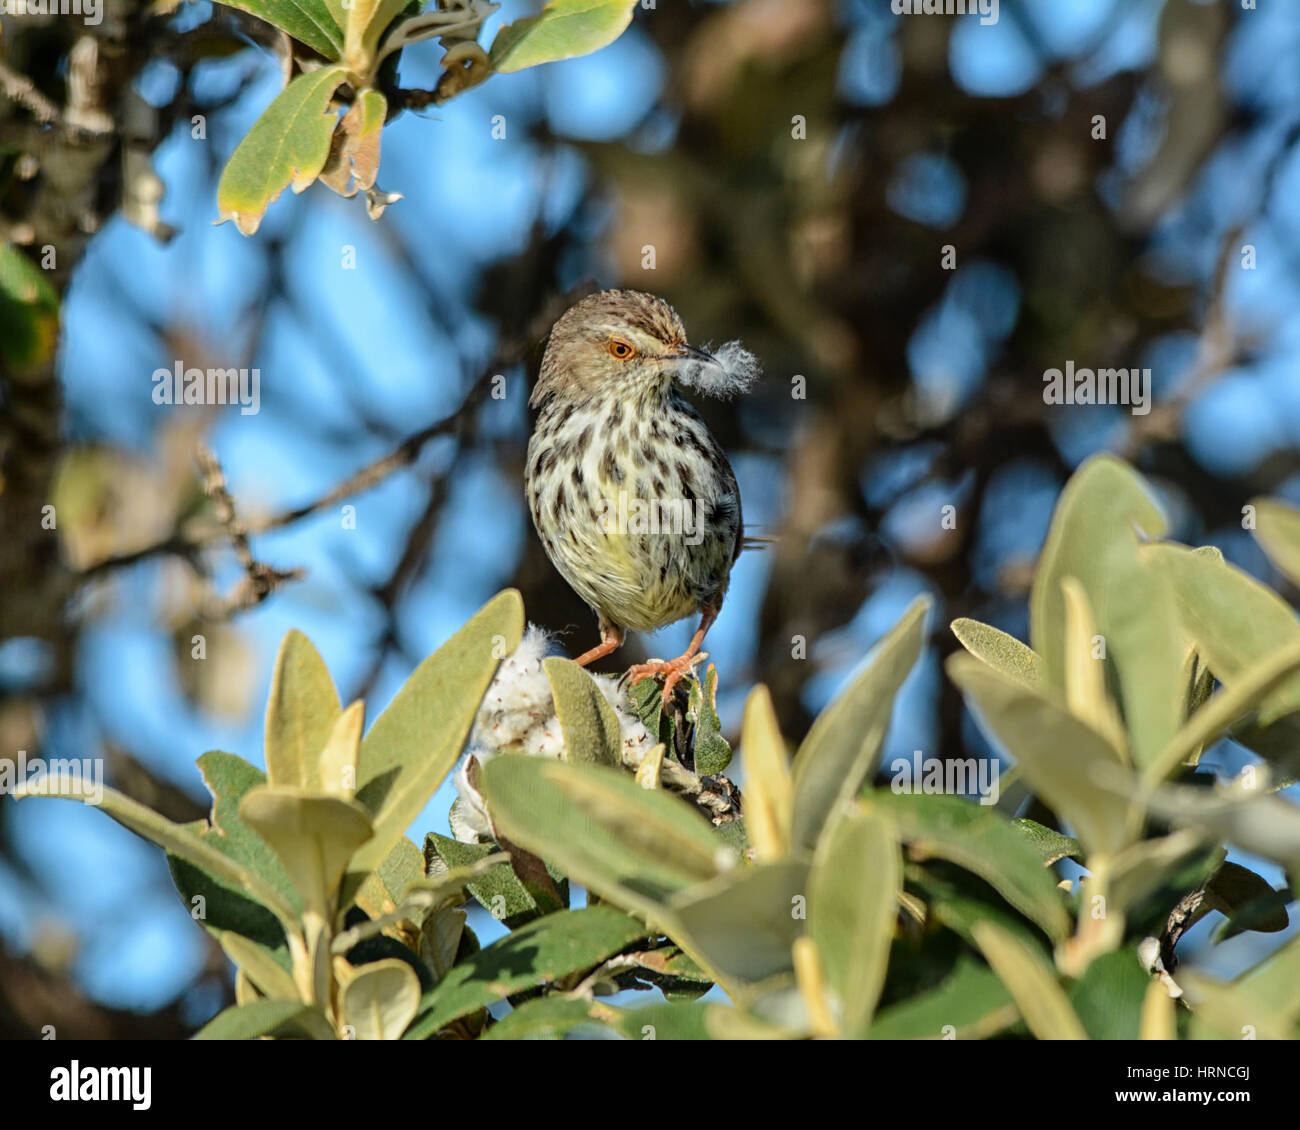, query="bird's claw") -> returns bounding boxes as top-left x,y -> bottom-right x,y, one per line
622,651 -> 710,705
